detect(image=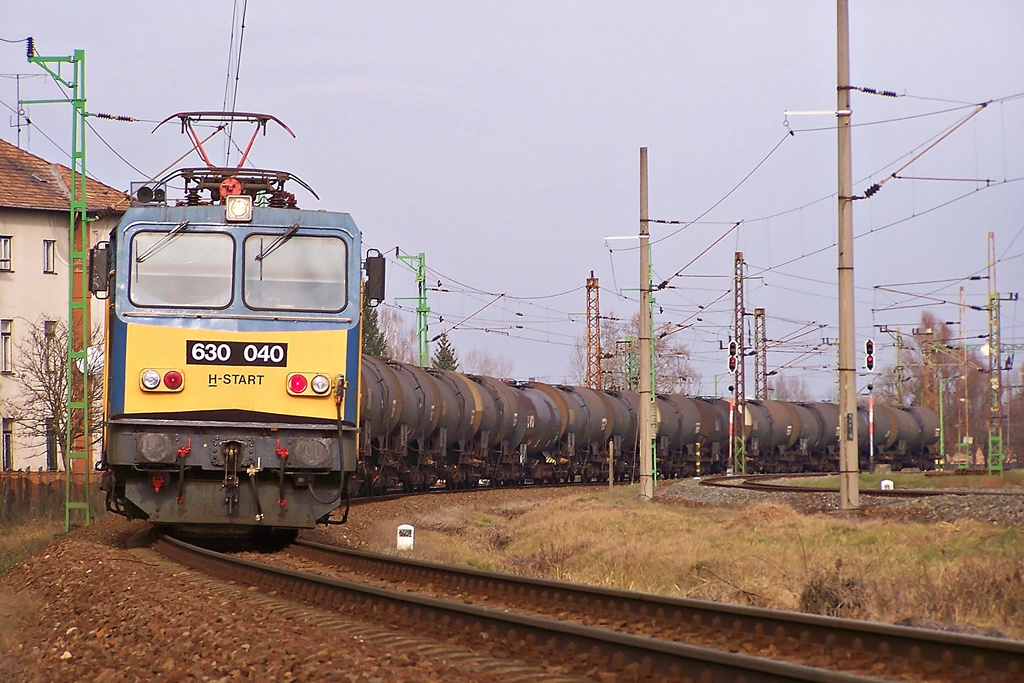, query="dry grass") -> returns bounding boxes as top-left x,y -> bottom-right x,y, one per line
0,519 -> 64,575
786,470 -> 1024,490
364,486 -> 1024,639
